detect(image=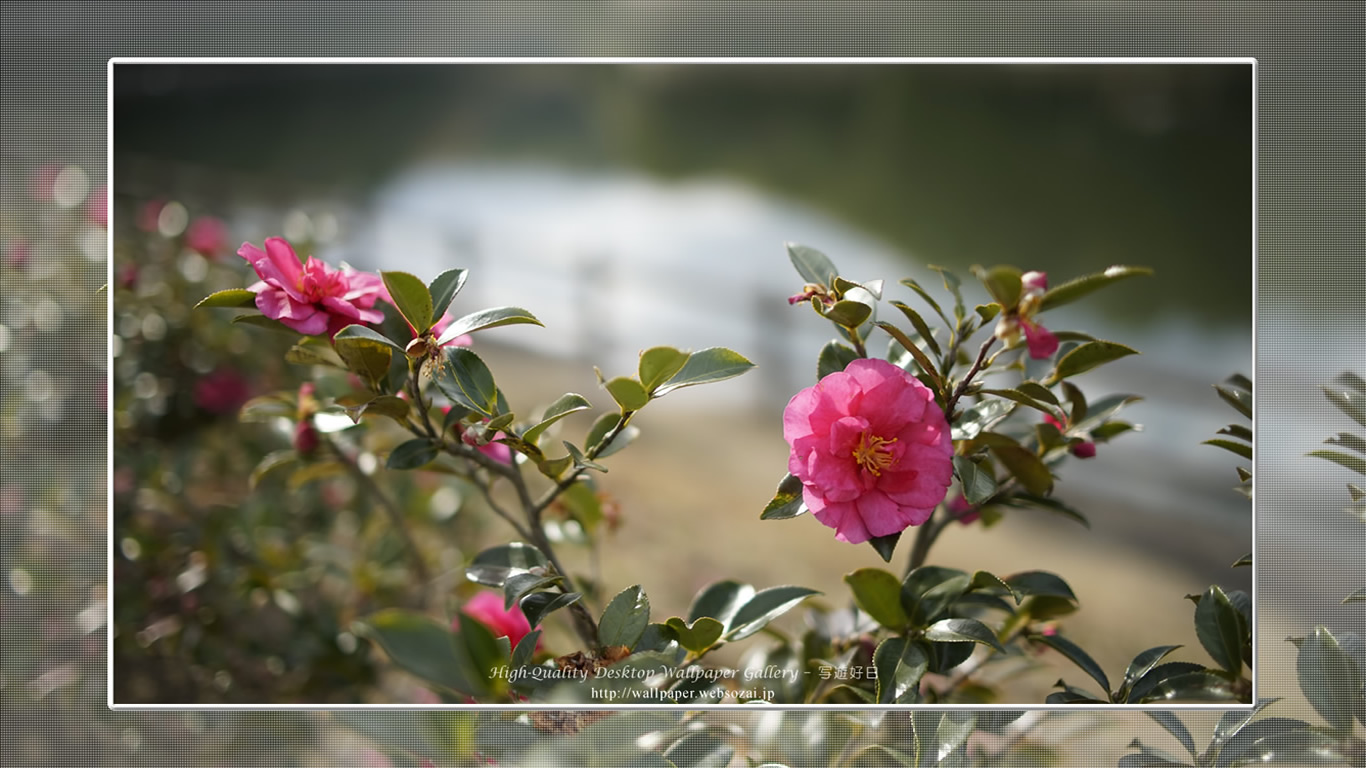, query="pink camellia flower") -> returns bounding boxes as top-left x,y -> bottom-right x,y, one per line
1020,318 -> 1059,359
458,591 -> 537,650
185,216 -> 229,259
238,237 -> 384,337
783,358 -> 954,544
137,199 -> 165,233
